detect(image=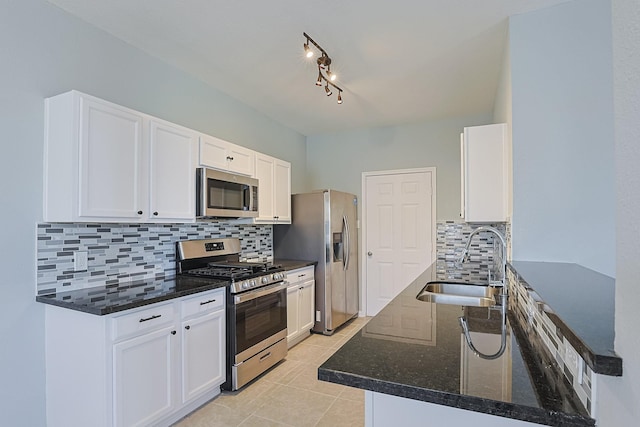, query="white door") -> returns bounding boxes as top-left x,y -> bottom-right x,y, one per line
364,169 -> 436,316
